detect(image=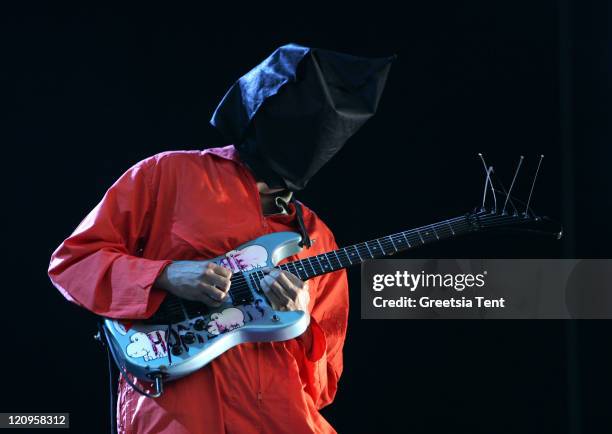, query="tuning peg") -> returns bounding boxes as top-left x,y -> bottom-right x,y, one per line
524,155 -> 544,217
478,153 -> 497,213
502,155 -> 524,215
